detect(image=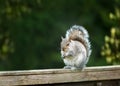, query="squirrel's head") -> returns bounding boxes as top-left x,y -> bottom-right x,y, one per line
61,37 -> 77,58
61,37 -> 71,58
